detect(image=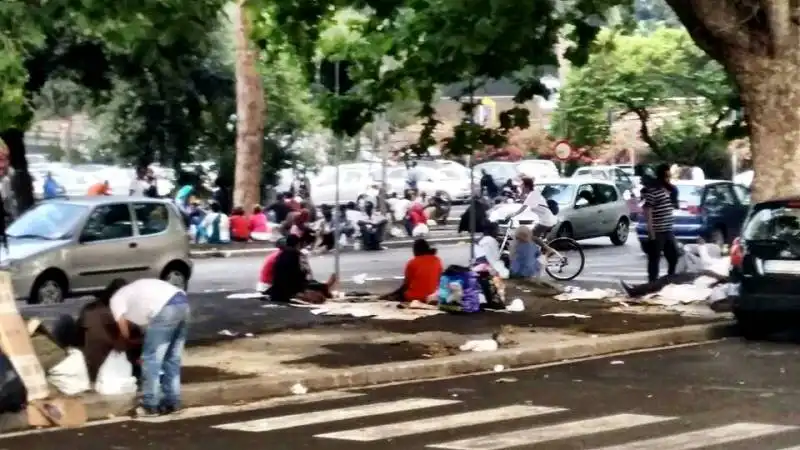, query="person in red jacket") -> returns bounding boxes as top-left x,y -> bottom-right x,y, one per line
229,207 -> 251,242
